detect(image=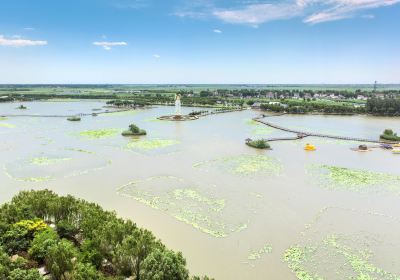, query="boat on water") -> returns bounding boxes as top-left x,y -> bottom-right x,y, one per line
304,143 -> 316,151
